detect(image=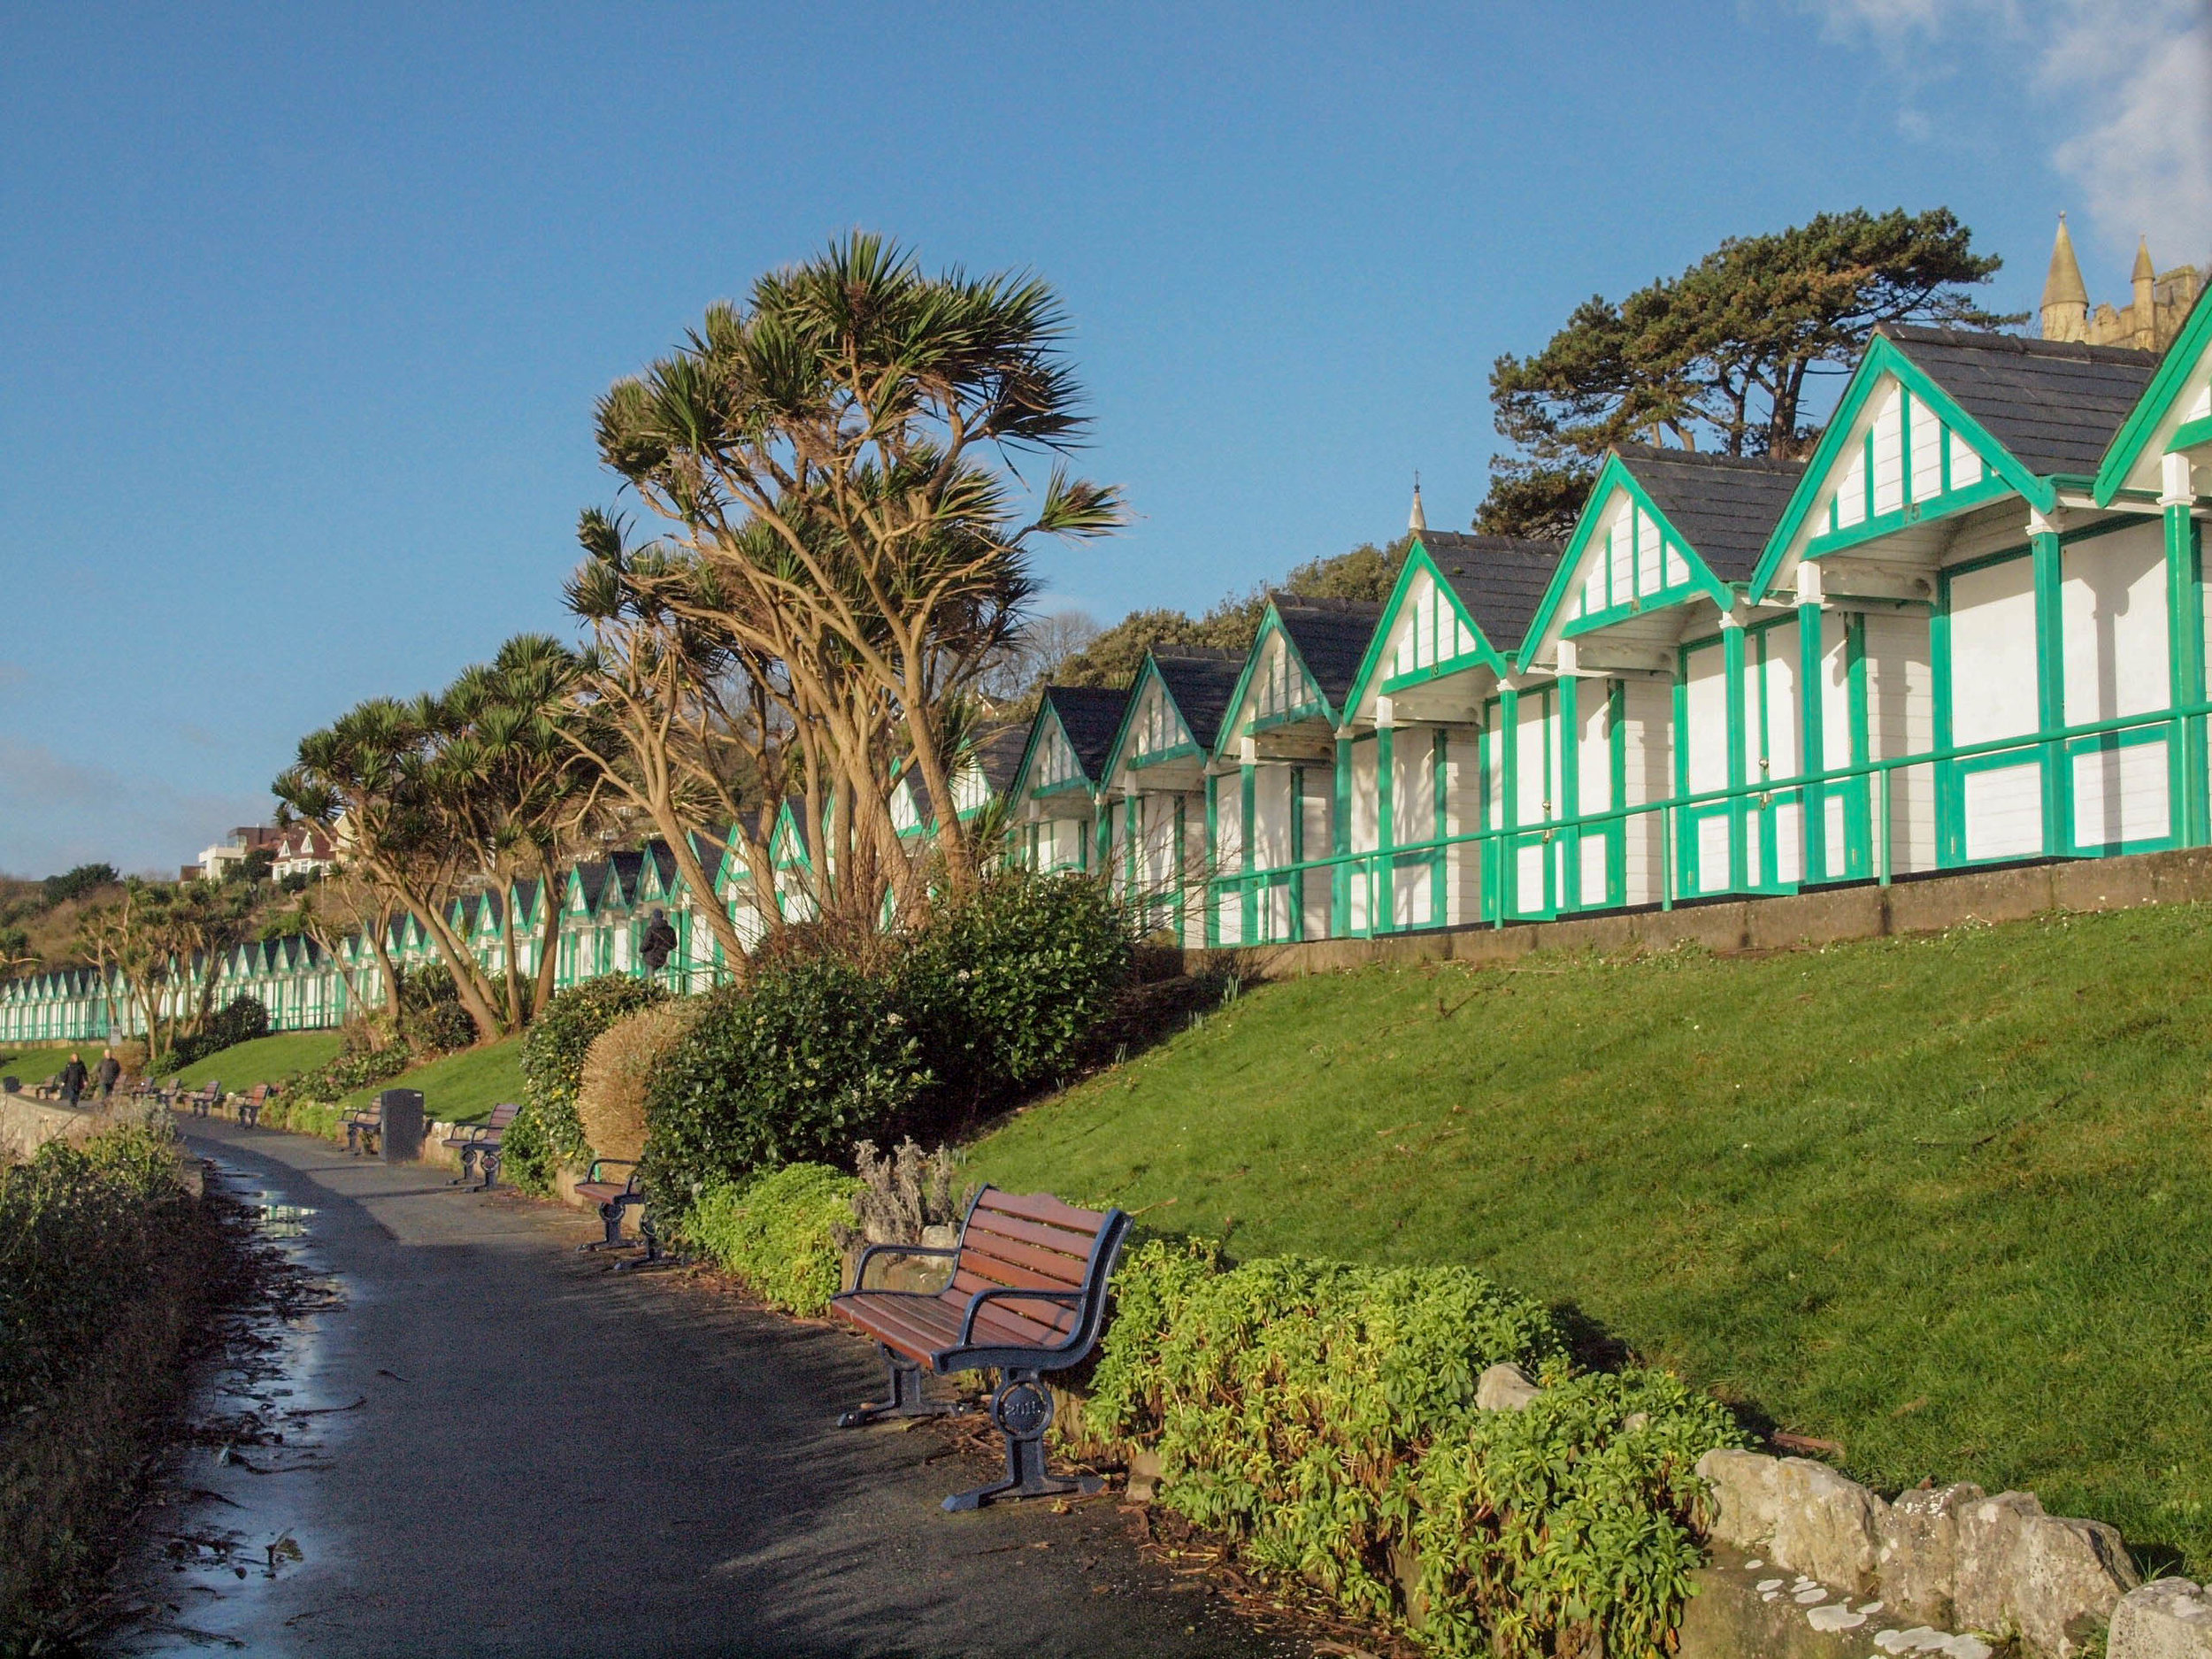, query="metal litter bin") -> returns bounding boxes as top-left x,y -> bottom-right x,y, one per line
377,1088 -> 425,1164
